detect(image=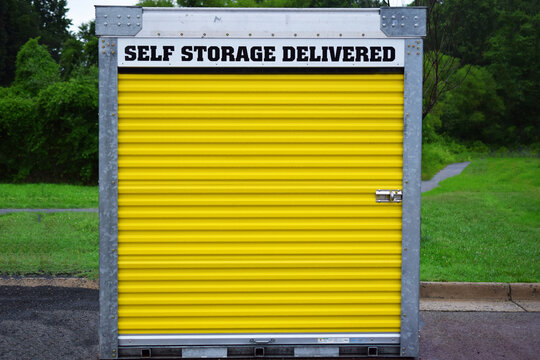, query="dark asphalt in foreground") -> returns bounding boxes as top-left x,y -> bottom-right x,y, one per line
0,286 -> 538,360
